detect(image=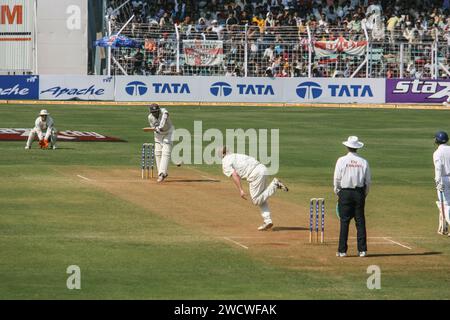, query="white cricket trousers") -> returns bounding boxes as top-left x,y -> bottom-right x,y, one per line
248,164 -> 279,224
26,128 -> 57,148
437,176 -> 450,227
154,130 -> 173,176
